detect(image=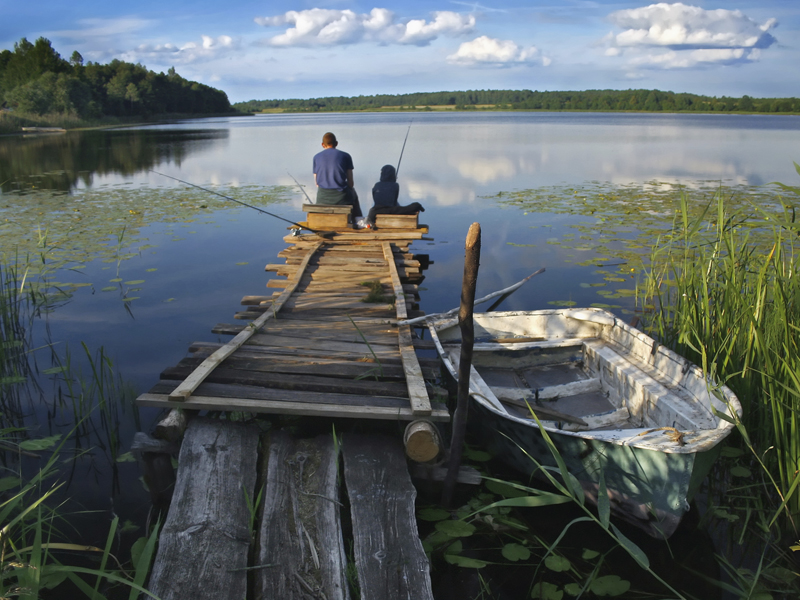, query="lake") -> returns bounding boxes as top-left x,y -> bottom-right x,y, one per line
2,110 -> 799,597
